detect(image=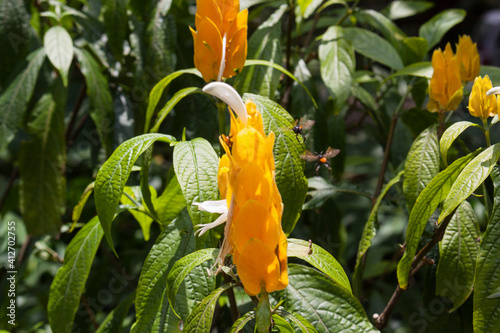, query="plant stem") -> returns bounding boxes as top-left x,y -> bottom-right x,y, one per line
224,274 -> 239,322
217,101 -> 226,156
65,82 -> 87,147
374,208 -> 457,330
483,118 -> 491,147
